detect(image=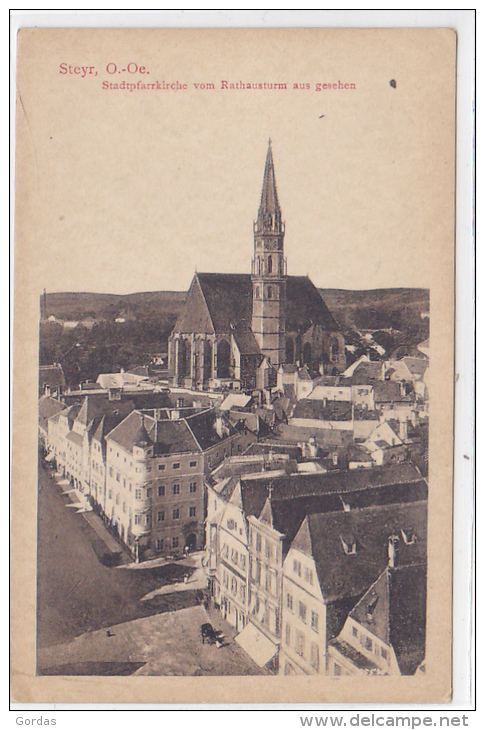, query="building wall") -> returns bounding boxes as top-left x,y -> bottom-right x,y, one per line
104,441 -> 205,558
247,517 -> 284,646
215,501 -> 250,632
327,616 -> 400,676
279,548 -> 328,675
